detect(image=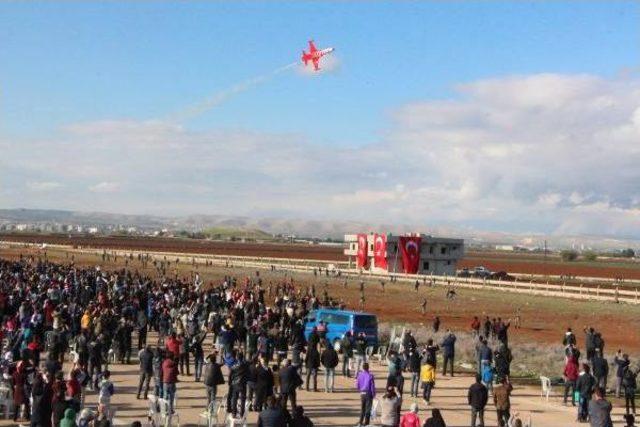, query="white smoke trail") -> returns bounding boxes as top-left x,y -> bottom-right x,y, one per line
167,62 -> 298,124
